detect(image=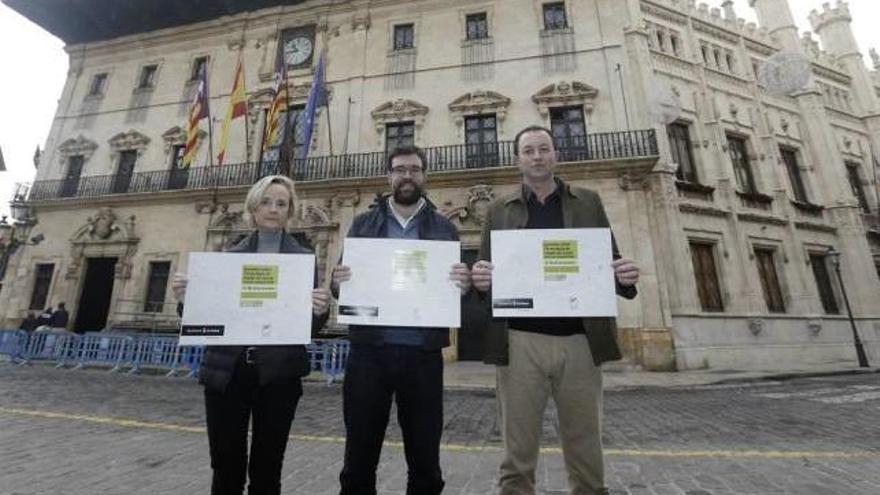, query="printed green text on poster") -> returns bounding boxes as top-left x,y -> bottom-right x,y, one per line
240,264 -> 279,307
391,249 -> 428,291
543,240 -> 579,281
